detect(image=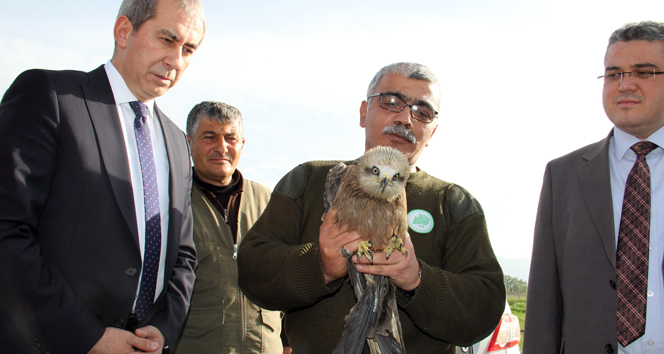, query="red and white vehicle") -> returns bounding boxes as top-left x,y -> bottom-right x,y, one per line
456,302 -> 521,354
